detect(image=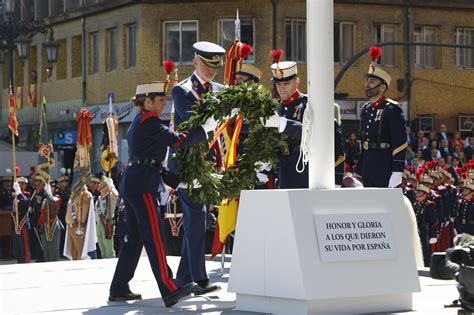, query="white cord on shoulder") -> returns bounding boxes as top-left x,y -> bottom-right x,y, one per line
296,106 -> 312,173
